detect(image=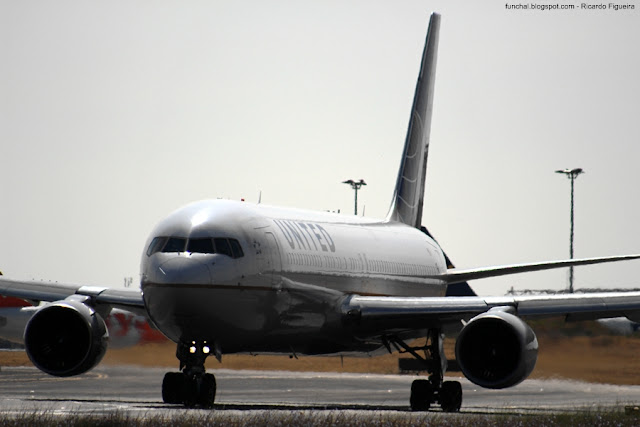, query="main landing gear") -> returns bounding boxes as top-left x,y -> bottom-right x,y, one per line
386,329 -> 462,412
162,341 -> 217,408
